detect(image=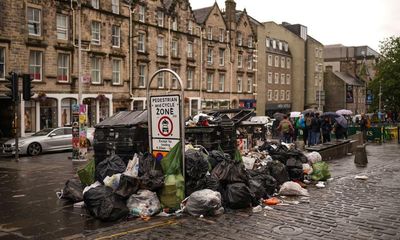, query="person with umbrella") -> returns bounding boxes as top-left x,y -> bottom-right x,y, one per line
277,115 -> 294,143
359,113 -> 370,143
310,112 -> 322,145
334,114 -> 348,140
321,116 -> 333,143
